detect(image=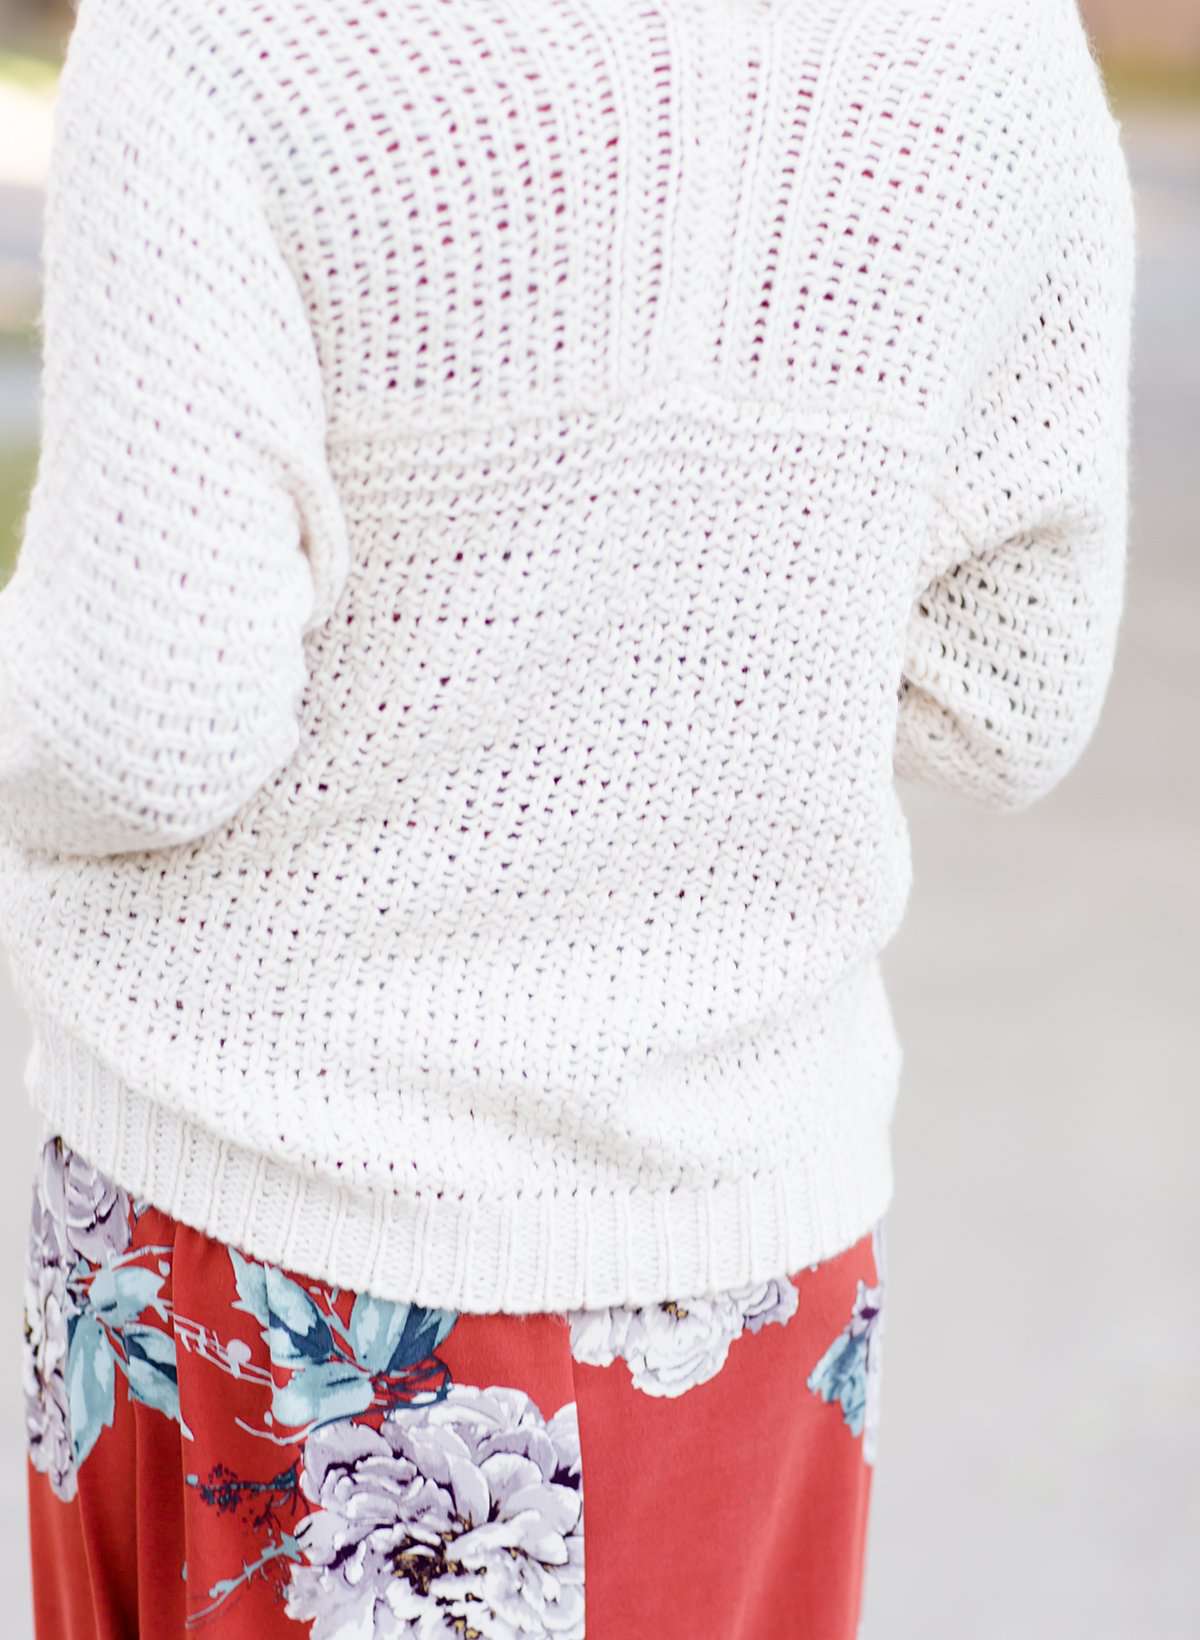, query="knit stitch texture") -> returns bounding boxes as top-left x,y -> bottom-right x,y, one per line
0,0 -> 1134,1311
